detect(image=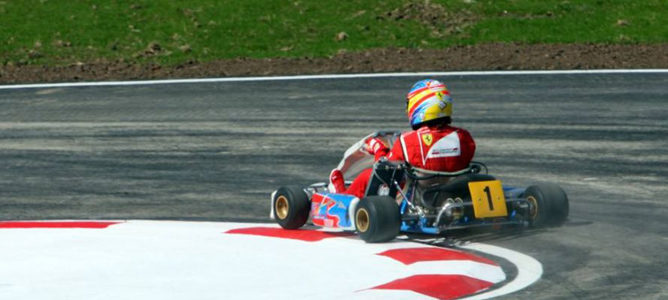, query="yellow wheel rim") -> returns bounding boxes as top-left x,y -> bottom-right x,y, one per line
356,208 -> 370,233
527,196 -> 538,219
275,196 -> 289,220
